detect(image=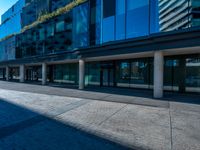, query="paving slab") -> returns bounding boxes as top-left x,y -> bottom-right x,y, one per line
171,108 -> 200,150
56,103 -> 171,150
